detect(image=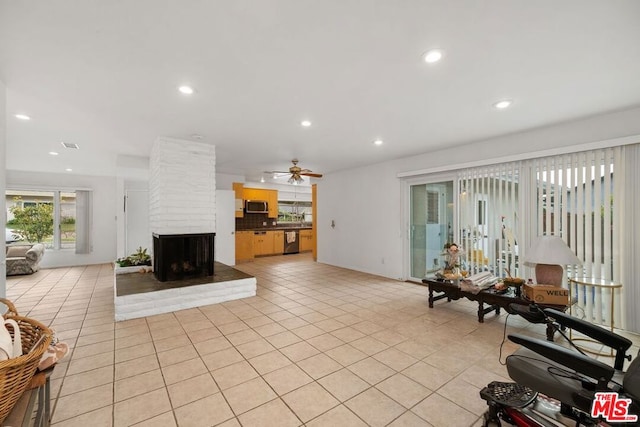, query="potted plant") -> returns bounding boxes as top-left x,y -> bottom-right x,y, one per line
115,247 -> 152,273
